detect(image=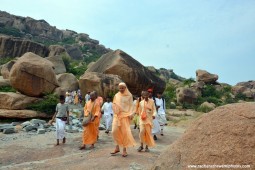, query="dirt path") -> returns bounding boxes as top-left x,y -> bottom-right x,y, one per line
0,125 -> 185,170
